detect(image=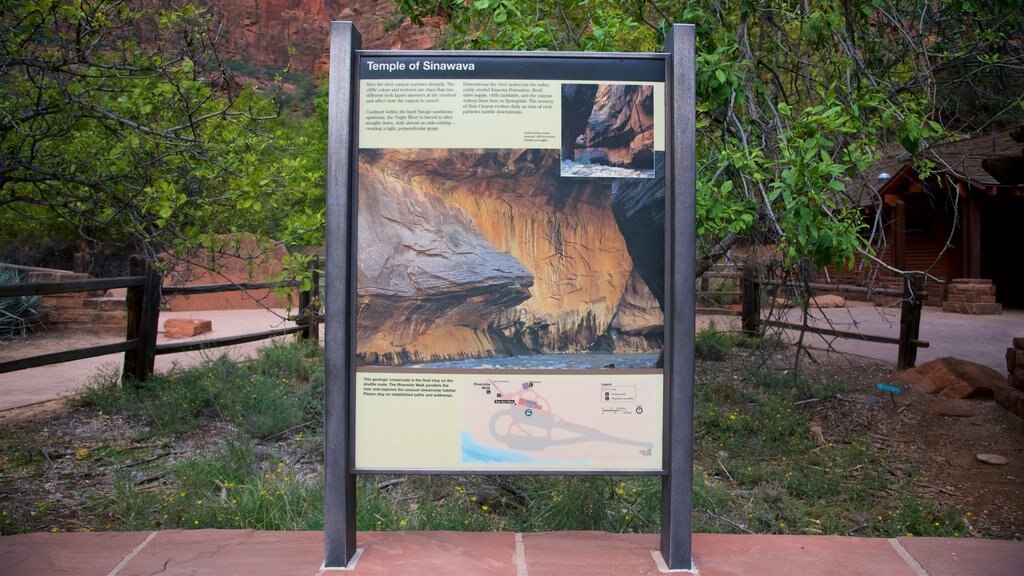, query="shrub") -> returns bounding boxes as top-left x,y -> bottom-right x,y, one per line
0,265 -> 44,338
695,322 -> 731,361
